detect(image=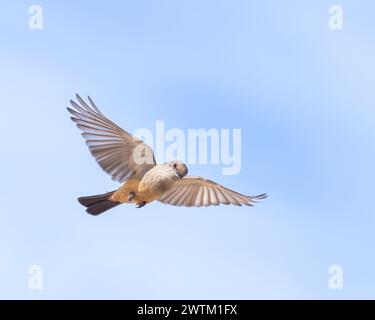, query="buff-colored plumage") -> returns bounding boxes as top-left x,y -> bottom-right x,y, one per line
67,94 -> 267,215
